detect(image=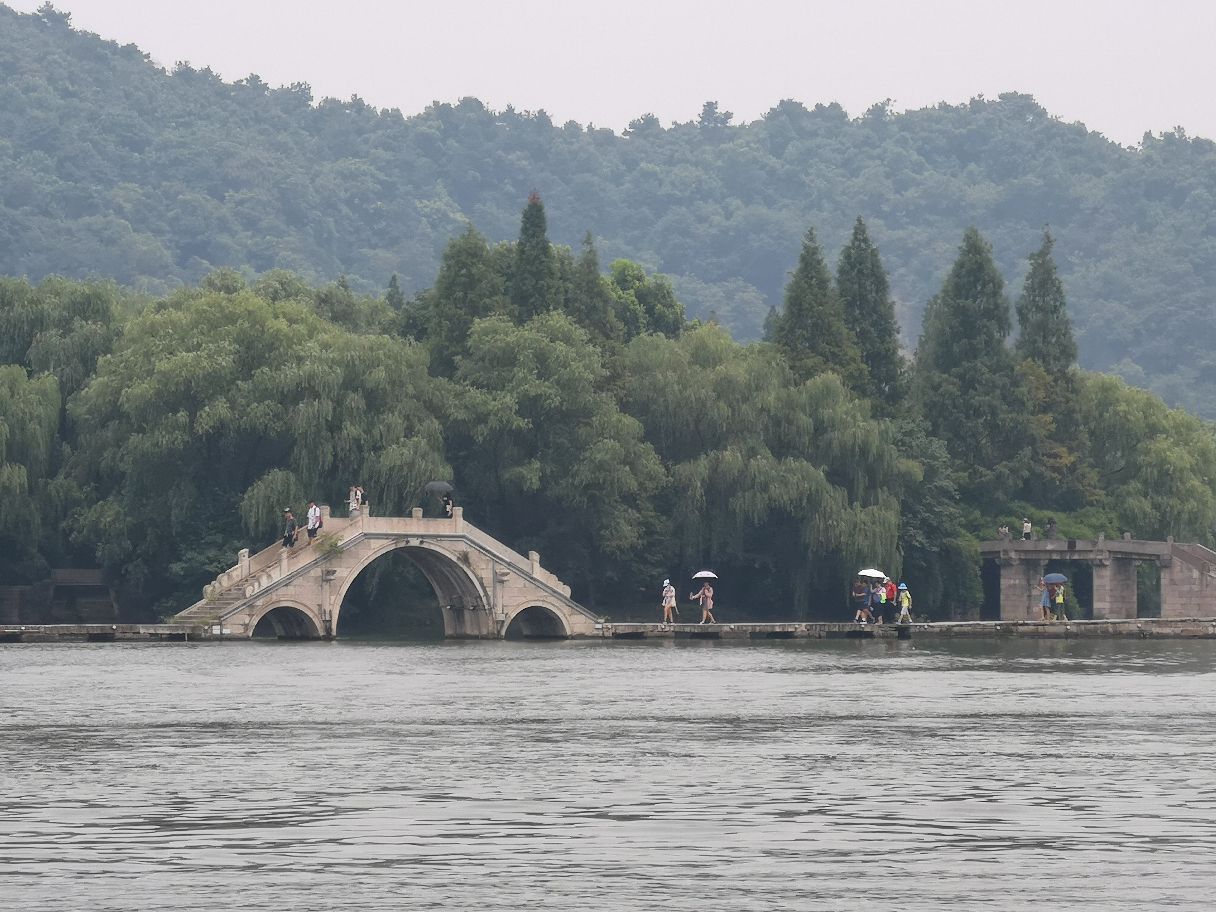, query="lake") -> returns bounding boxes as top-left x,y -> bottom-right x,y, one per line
2,638 -> 1215,910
